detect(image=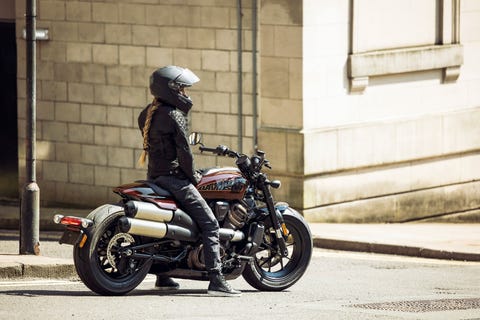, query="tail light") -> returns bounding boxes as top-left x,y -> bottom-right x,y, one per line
53,214 -> 93,229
